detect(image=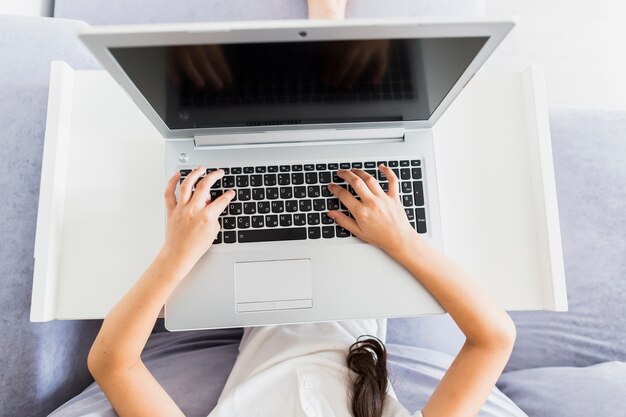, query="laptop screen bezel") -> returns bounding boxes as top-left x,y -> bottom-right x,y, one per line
80,18 -> 514,140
